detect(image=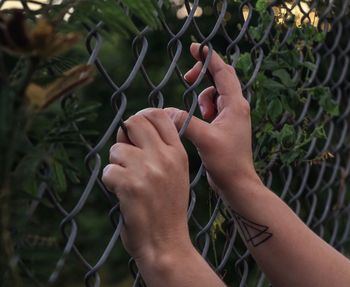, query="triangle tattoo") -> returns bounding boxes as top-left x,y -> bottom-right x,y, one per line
232,212 -> 273,247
